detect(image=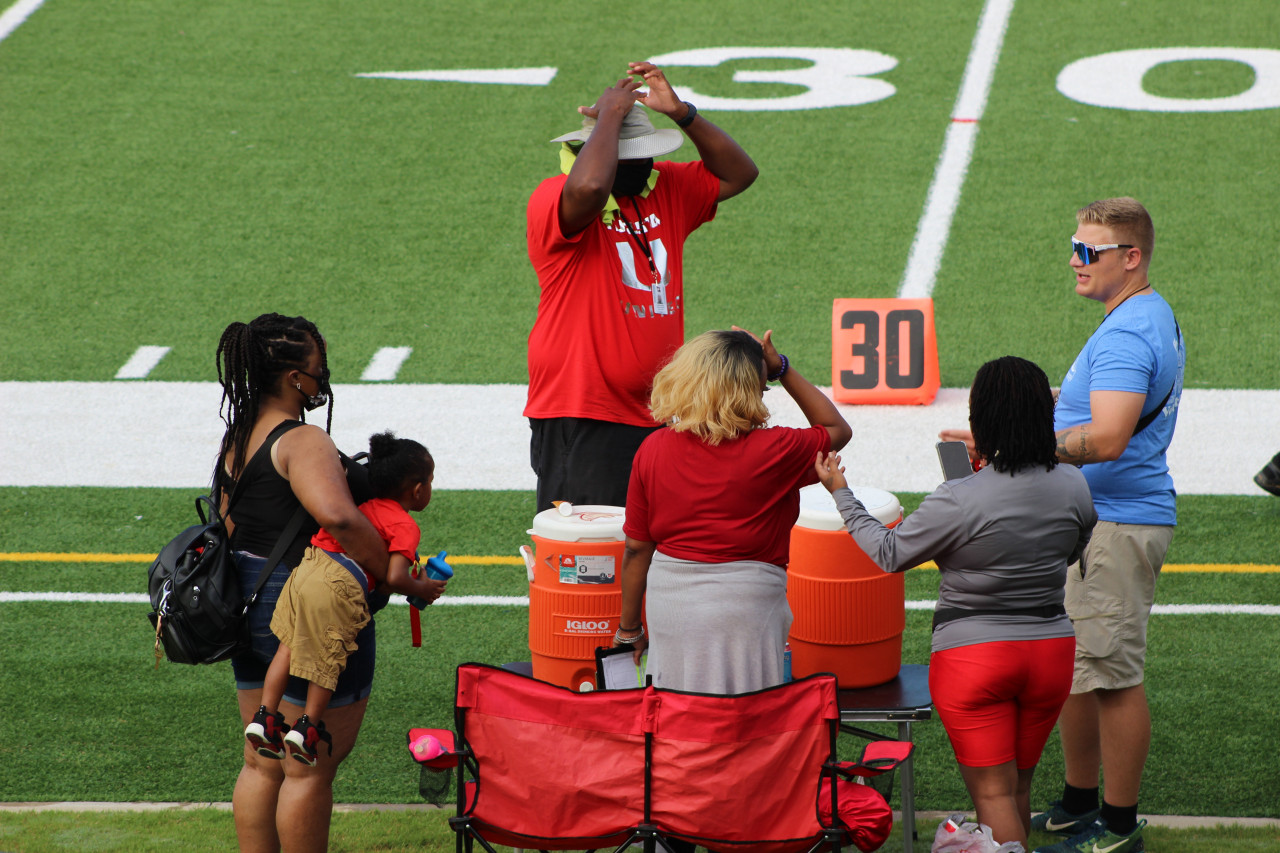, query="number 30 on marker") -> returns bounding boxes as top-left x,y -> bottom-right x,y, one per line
831,298 -> 940,405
